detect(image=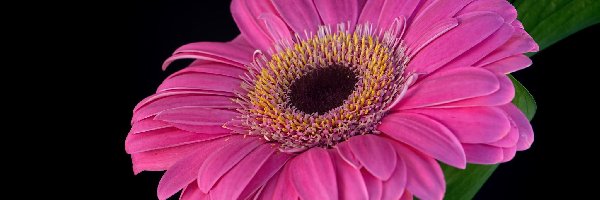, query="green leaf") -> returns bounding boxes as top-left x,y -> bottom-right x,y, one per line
509,75 -> 537,120
442,77 -> 536,200
513,0 -> 600,52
